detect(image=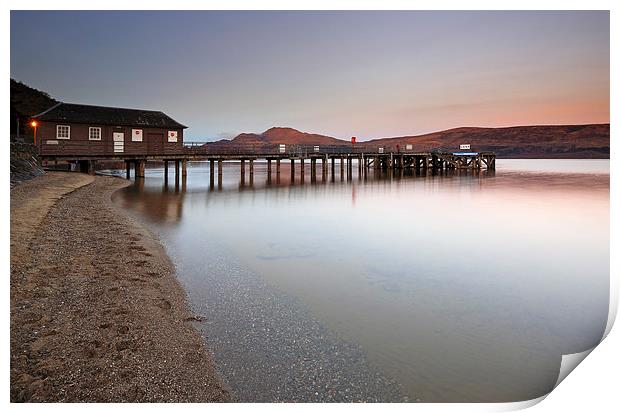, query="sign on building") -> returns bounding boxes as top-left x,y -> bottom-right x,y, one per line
279,144 -> 286,153
378,147 -> 384,154
113,132 -> 124,153
460,144 -> 471,150
168,131 -> 178,143
406,144 -> 413,150
132,129 -> 143,142
314,145 -> 320,152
